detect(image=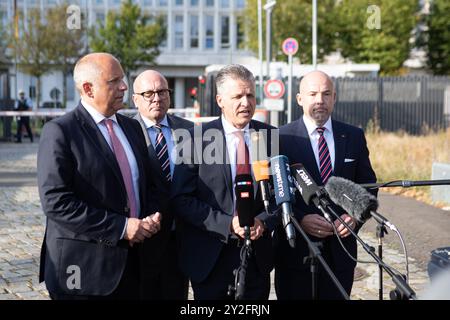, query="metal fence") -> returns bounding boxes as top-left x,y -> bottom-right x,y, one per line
289,76 -> 450,134
200,75 -> 450,134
